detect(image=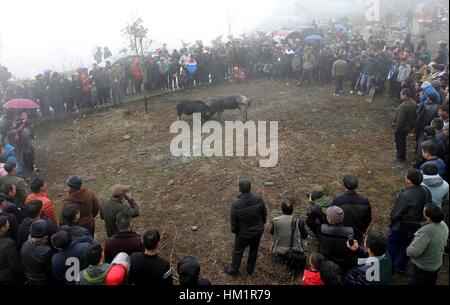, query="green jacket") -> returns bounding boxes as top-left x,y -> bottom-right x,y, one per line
291,56 -> 302,72
315,196 -> 333,214
393,98 -> 418,132
78,264 -> 110,285
406,221 -> 448,271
